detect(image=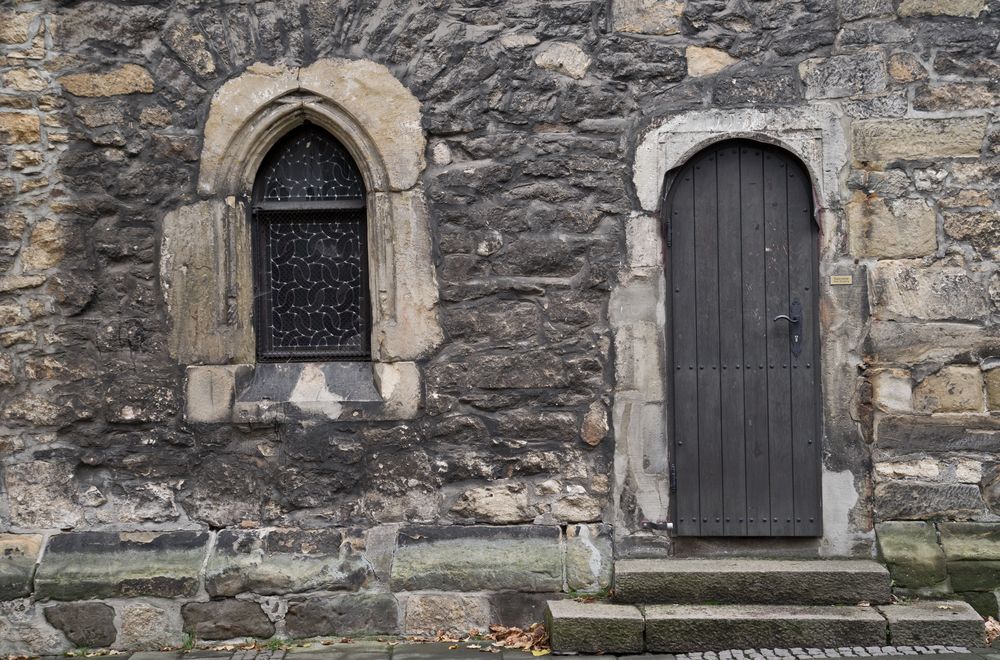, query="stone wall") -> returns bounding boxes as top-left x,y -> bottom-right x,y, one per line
0,0 -> 999,653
